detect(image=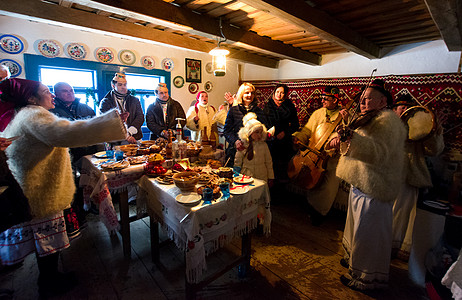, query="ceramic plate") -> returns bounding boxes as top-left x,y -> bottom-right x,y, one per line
0,34 -> 24,54
37,39 -> 61,58
205,62 -> 213,74
0,59 -> 22,78
233,175 -> 254,184
230,185 -> 250,195
188,82 -> 199,94
173,76 -> 185,88
95,47 -> 115,63
100,160 -> 130,171
176,192 -> 202,206
204,81 -> 213,92
141,56 -> 155,69
94,151 -> 109,158
119,49 -> 136,65
161,58 -> 174,71
66,42 -> 87,60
